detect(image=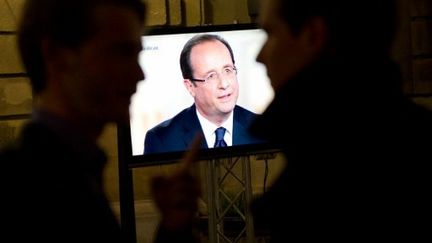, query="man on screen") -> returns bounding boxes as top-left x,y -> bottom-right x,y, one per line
144,34 -> 263,154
